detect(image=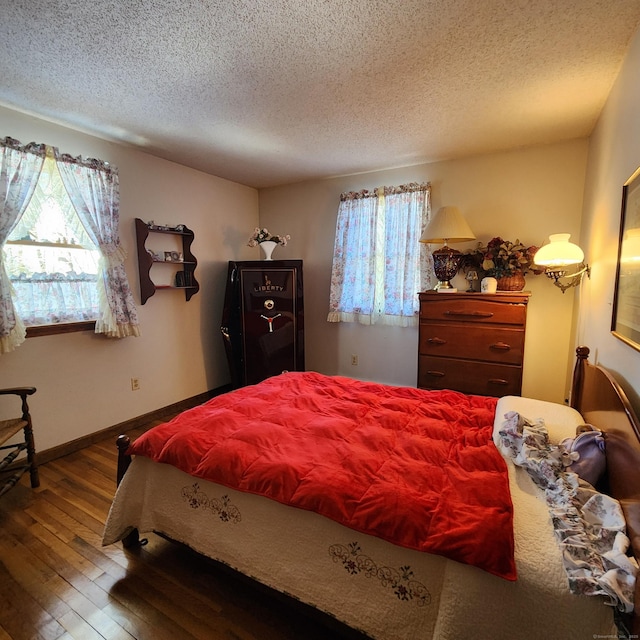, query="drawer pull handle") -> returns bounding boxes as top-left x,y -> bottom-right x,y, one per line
490,342 -> 512,351
444,311 -> 494,318
488,378 -> 509,386
427,337 -> 447,345
426,370 -> 446,378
